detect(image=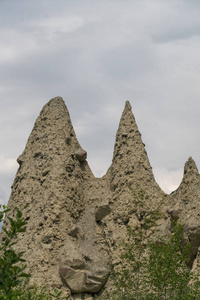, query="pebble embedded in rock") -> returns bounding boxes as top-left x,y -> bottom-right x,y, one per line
75,149 -> 87,162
